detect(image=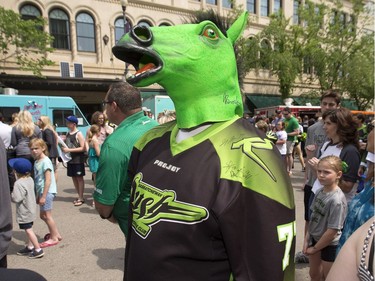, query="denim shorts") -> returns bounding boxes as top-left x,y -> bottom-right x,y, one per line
39,192 -> 55,211
311,238 -> 338,262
